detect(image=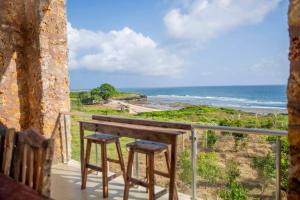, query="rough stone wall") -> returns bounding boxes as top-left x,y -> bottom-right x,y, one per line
0,0 -> 70,162
288,0 -> 300,199
0,0 -> 28,130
